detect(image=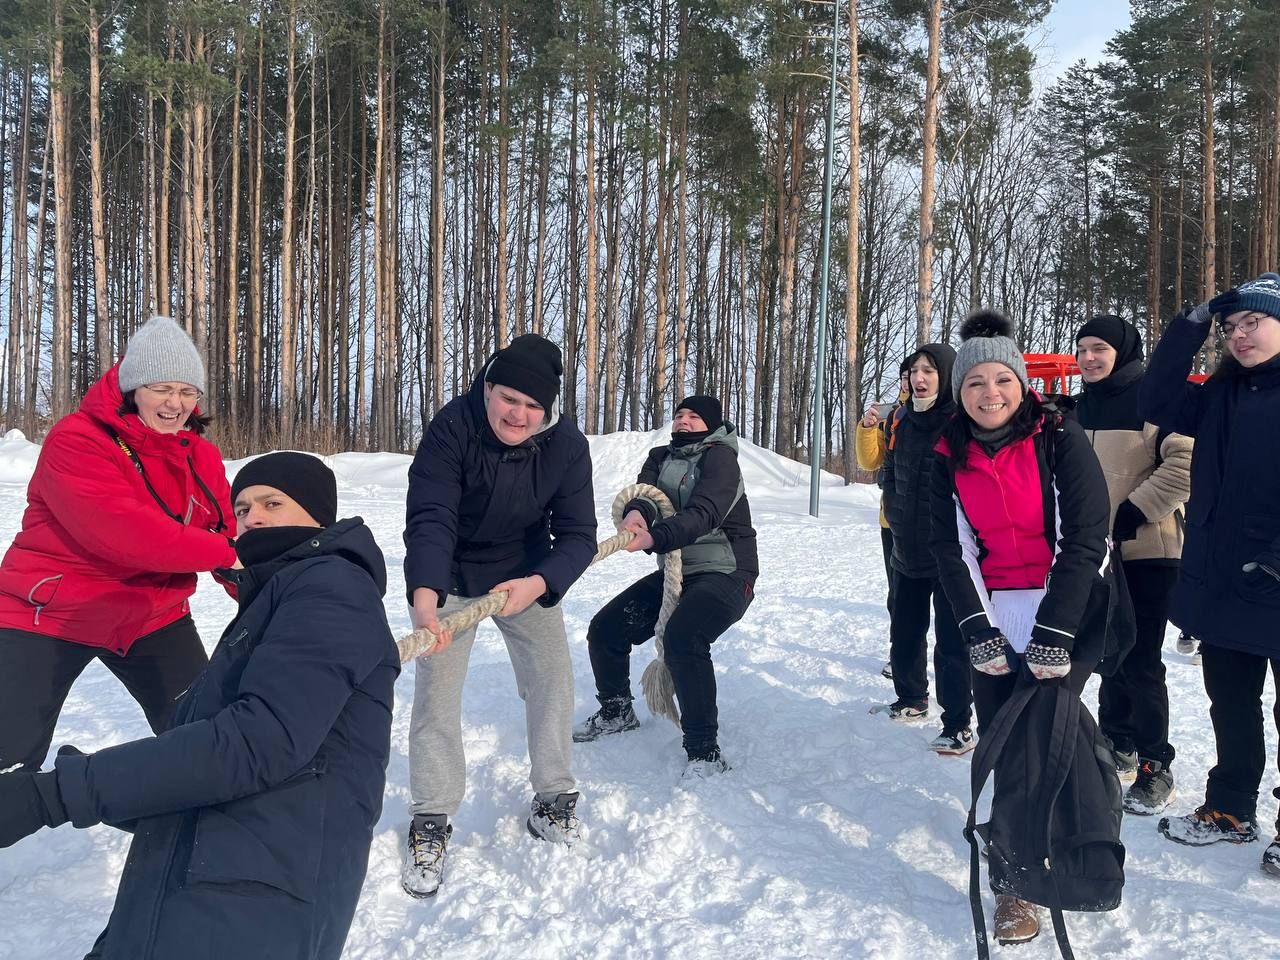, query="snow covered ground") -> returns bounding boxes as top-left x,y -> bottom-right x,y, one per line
0,426 -> 1277,959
